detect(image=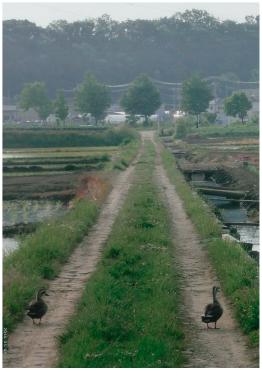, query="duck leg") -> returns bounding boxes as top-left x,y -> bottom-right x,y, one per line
214,322 -> 220,329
